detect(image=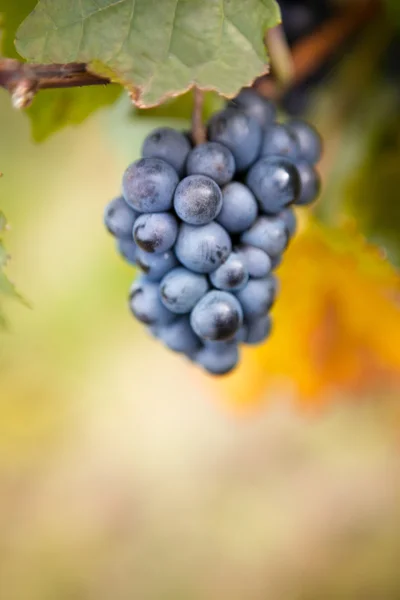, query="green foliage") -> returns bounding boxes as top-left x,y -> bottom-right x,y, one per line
27,86 -> 122,142
0,213 -> 27,330
307,19 -> 400,269
0,0 -> 121,140
0,3 -> 34,321
347,110 -> 400,268
16,0 -> 281,108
